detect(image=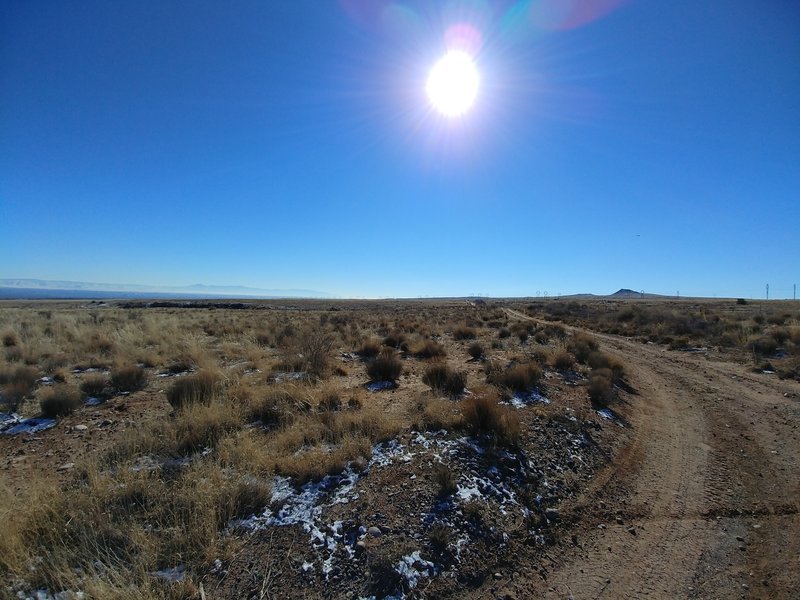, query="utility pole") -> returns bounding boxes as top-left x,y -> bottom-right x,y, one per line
794,283 -> 796,301
766,283 -> 769,300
